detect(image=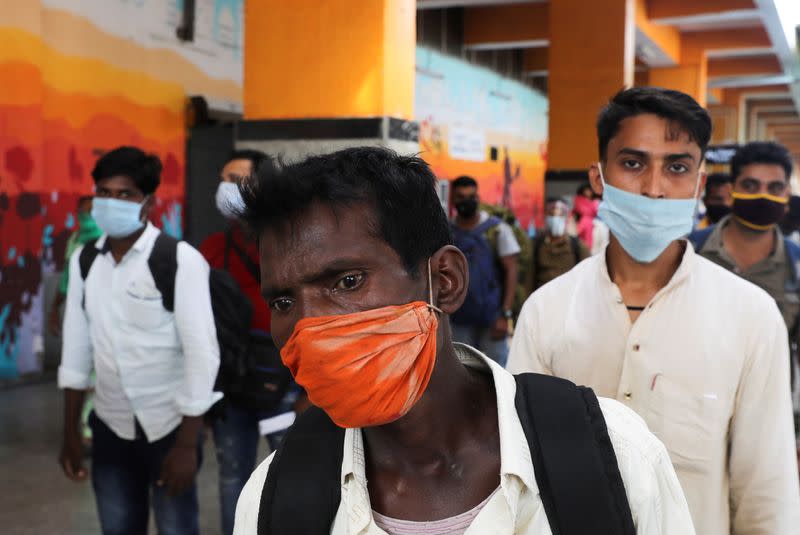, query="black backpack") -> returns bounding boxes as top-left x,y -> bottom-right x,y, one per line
78,232 -> 292,411
257,373 -> 635,535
